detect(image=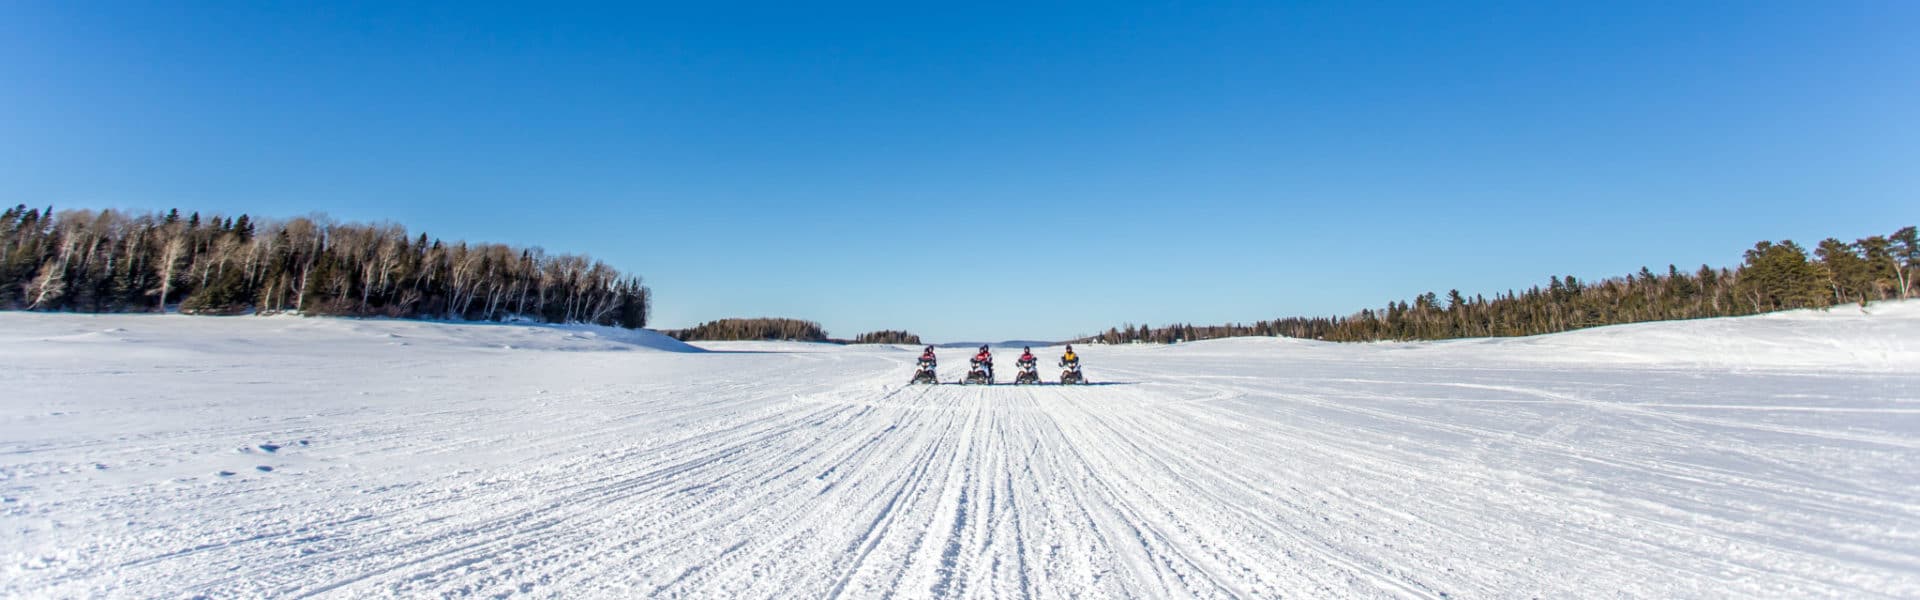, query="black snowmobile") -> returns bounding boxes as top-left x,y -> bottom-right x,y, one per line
910,357 -> 939,385
1013,355 -> 1040,385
